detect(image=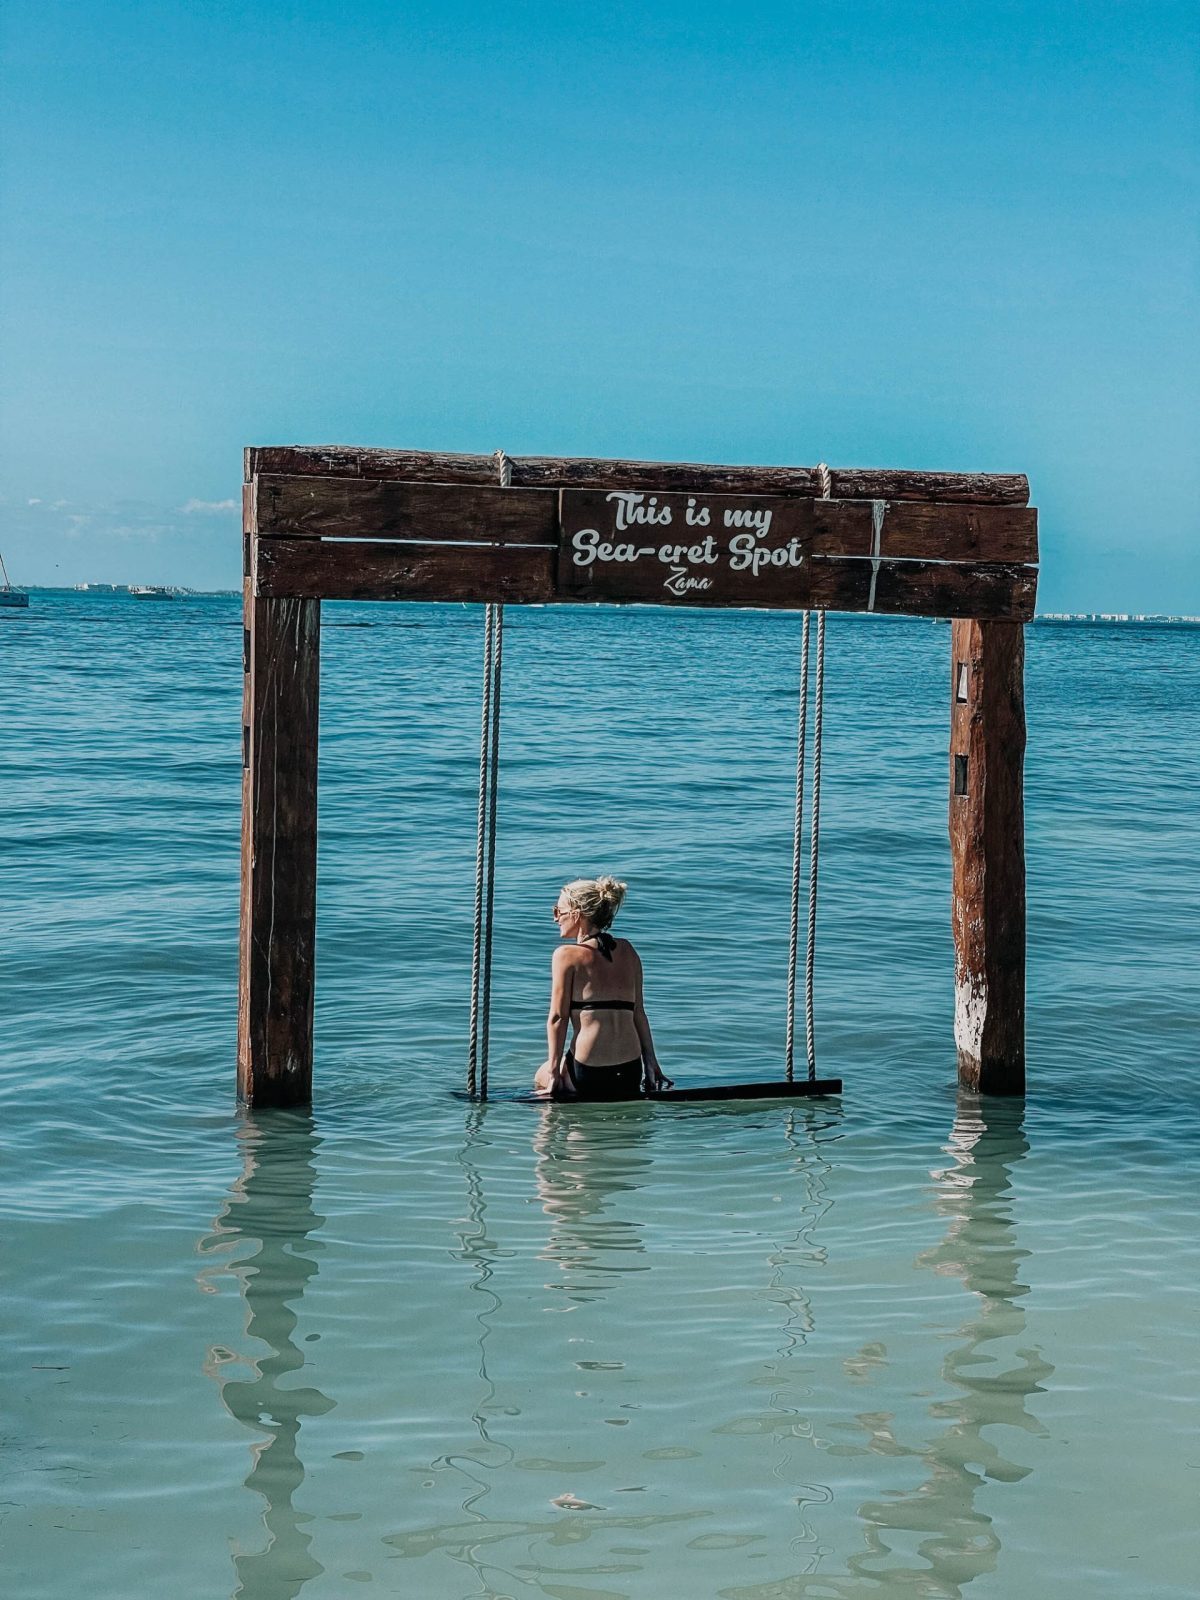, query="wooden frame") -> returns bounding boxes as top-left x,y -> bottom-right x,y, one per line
239,447 -> 1036,1106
